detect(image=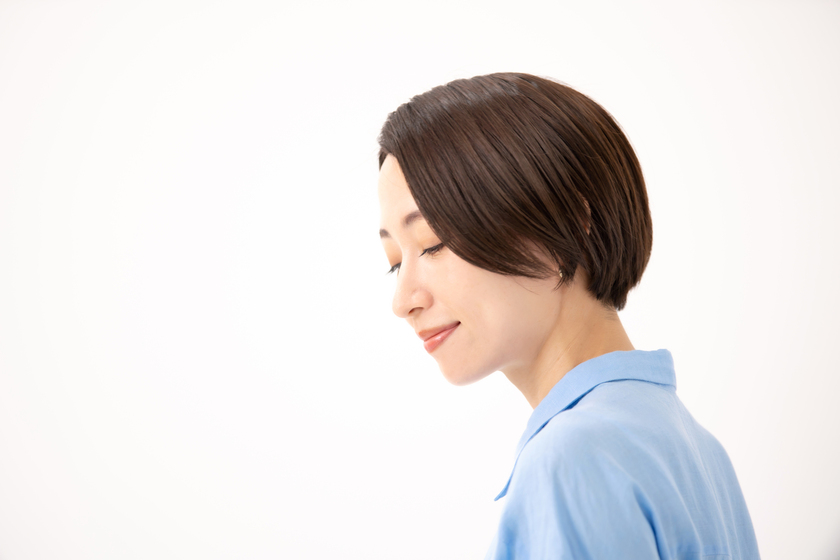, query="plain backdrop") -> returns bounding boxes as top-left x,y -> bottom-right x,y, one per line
1,1 -> 838,558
